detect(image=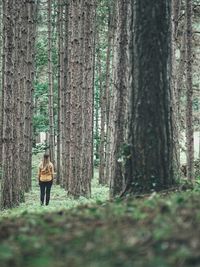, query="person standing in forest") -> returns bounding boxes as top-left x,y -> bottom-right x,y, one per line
38,153 -> 54,206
